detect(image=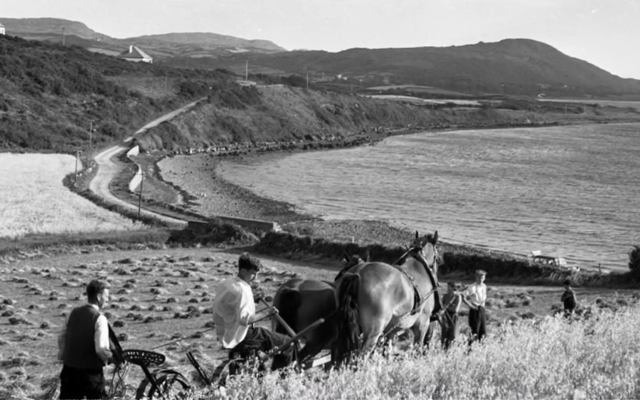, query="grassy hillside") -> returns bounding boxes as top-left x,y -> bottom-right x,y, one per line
3,33 -> 640,156
136,82 -> 640,153
0,35 -> 232,153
